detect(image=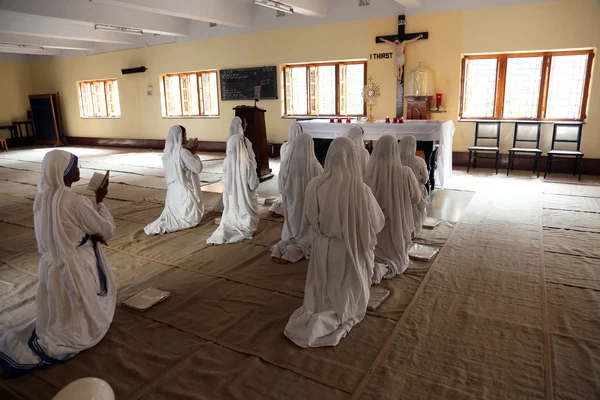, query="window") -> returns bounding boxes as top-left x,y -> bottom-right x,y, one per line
161,71 -> 219,117
78,79 -> 121,118
284,61 -> 366,116
459,49 -> 594,121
